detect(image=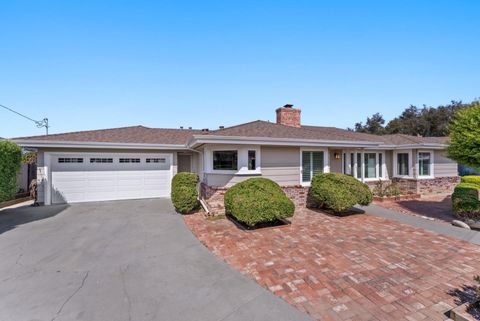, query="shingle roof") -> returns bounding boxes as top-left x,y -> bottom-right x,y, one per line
203,121 -> 448,145
13,121 -> 448,146
14,125 -> 203,145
